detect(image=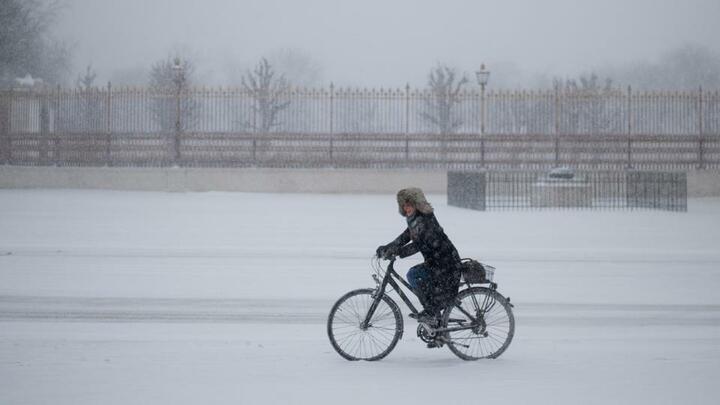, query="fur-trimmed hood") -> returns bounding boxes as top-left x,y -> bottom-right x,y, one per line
396,187 -> 433,216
